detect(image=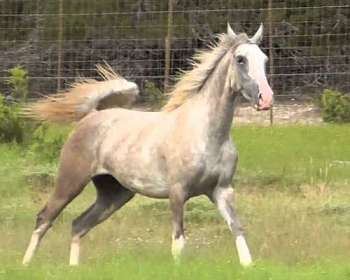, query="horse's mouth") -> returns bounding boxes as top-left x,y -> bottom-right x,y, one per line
254,104 -> 271,111
255,93 -> 272,111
